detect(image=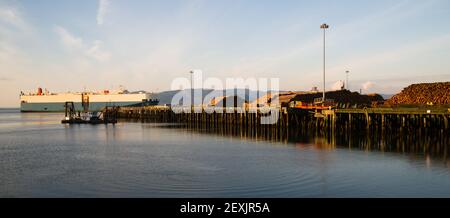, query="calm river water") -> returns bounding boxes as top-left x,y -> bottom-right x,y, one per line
0,108 -> 449,197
